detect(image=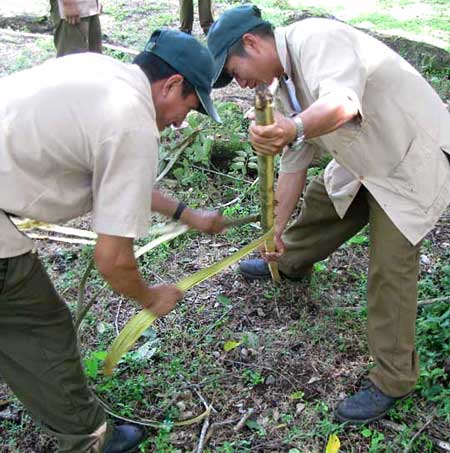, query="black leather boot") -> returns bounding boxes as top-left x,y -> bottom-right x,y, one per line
335,381 -> 408,424
239,258 -> 312,281
103,424 -> 146,453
